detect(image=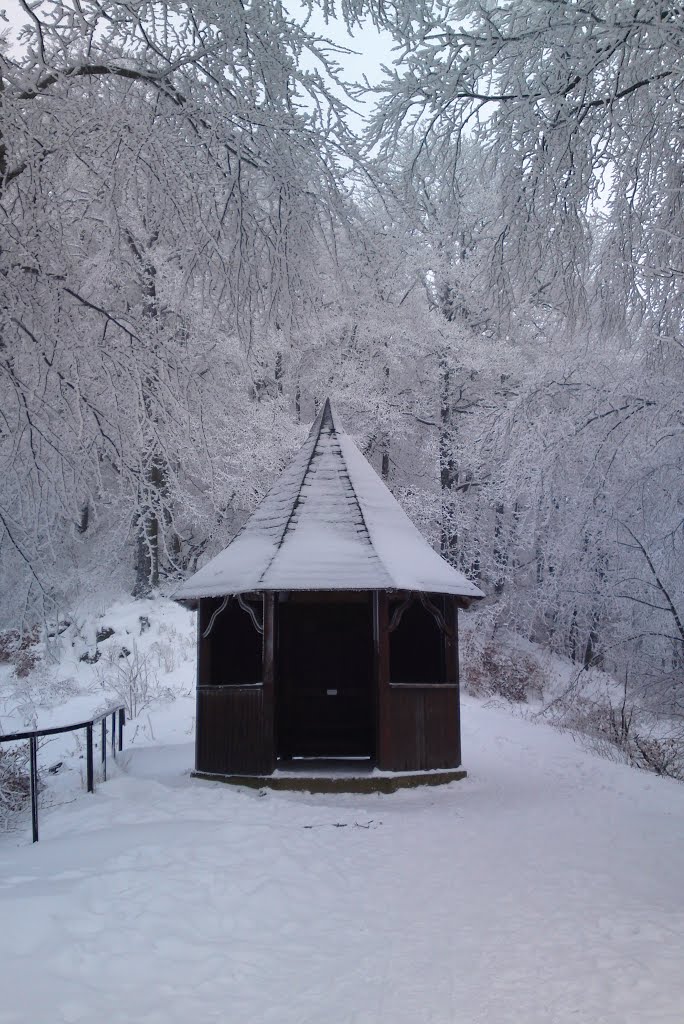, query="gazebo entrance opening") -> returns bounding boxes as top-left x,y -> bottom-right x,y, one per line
277,593 -> 374,760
